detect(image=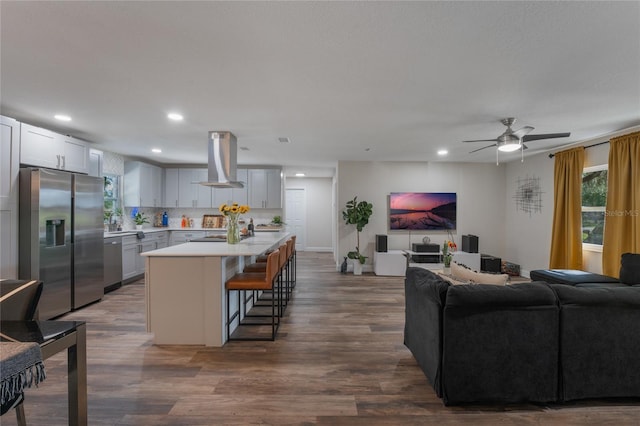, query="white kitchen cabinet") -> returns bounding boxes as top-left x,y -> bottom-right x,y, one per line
213,168 -> 249,207
0,116 -> 20,278
163,168 -> 179,208
178,168 -> 211,208
169,230 -> 205,246
20,122 -> 90,174
89,148 -> 103,177
136,240 -> 156,275
124,161 -> 163,207
122,236 -> 139,281
248,168 -> 282,208
123,232 -> 168,280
